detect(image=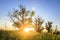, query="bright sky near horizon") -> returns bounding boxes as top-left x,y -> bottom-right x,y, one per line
0,0 -> 60,29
